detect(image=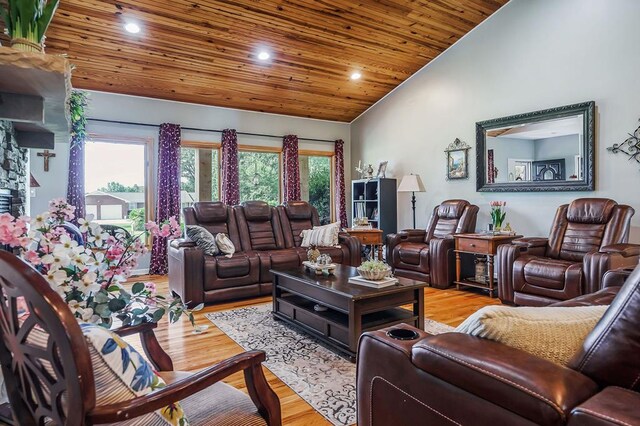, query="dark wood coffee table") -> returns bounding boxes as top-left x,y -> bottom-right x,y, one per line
271,265 -> 427,362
